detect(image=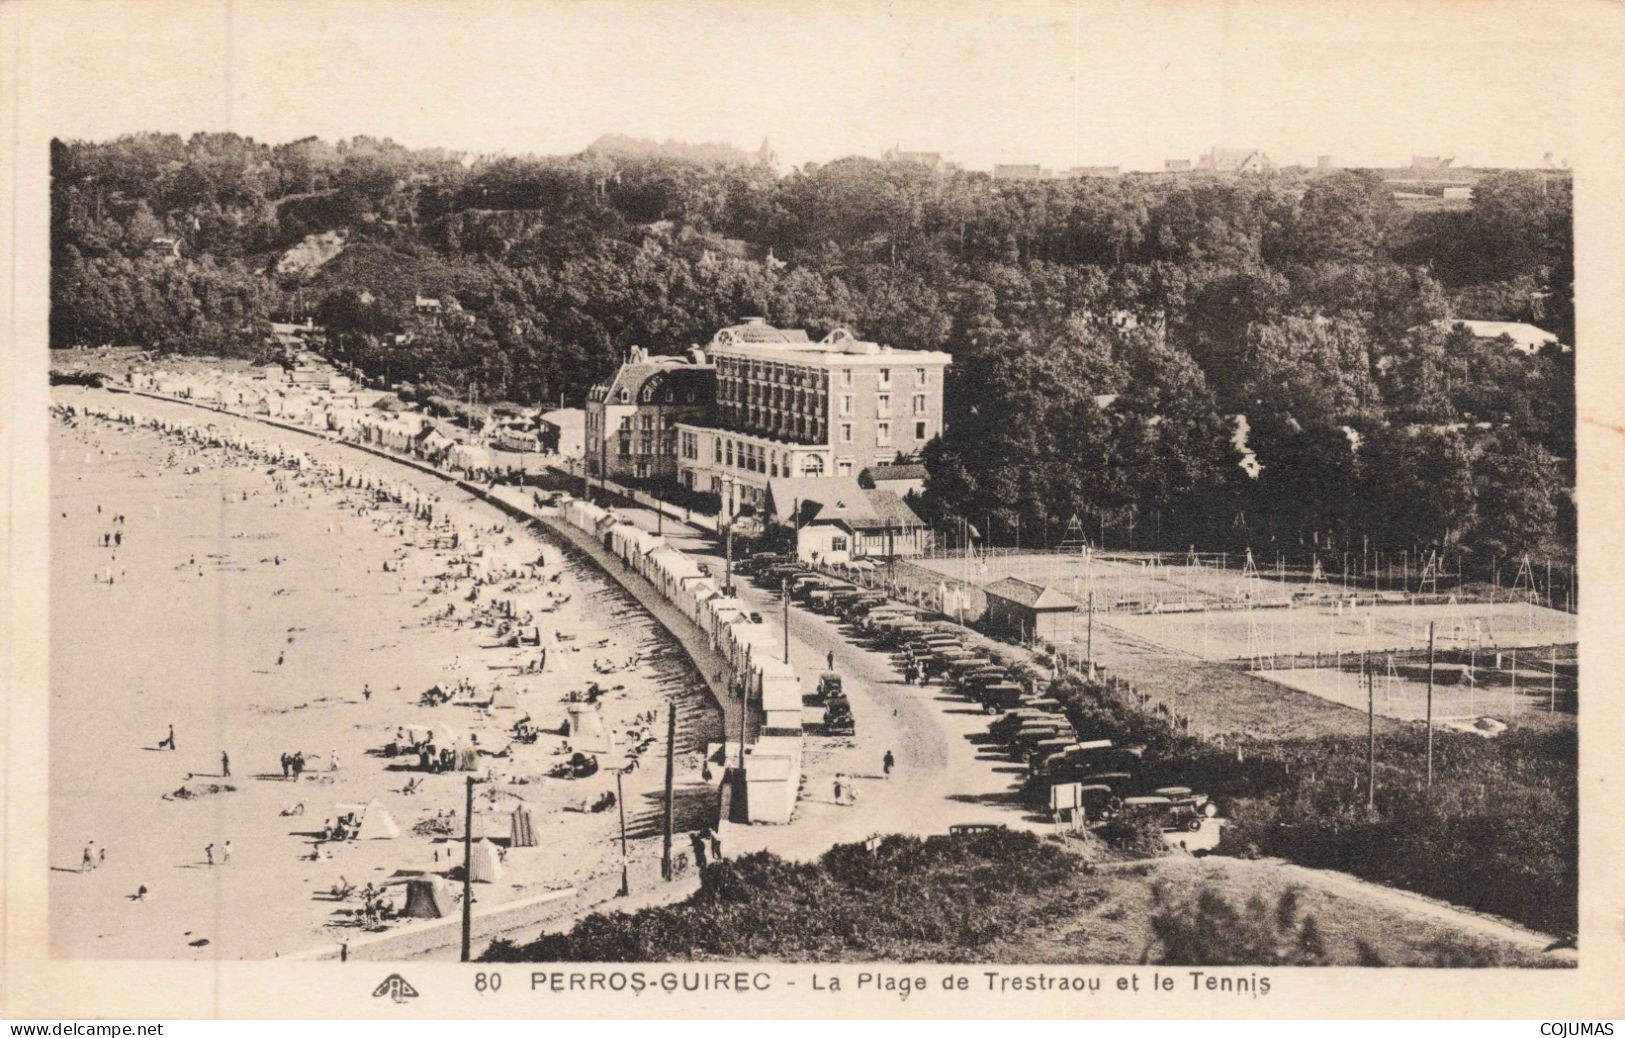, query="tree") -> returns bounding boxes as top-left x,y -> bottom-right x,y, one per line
1471,433 -> 1562,559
